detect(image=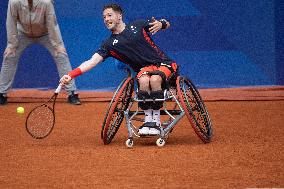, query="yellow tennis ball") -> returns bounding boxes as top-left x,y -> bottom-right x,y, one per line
17,106 -> 25,114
